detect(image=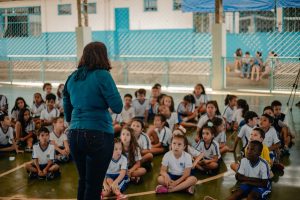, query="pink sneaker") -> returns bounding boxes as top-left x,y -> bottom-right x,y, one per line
155,185 -> 168,194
